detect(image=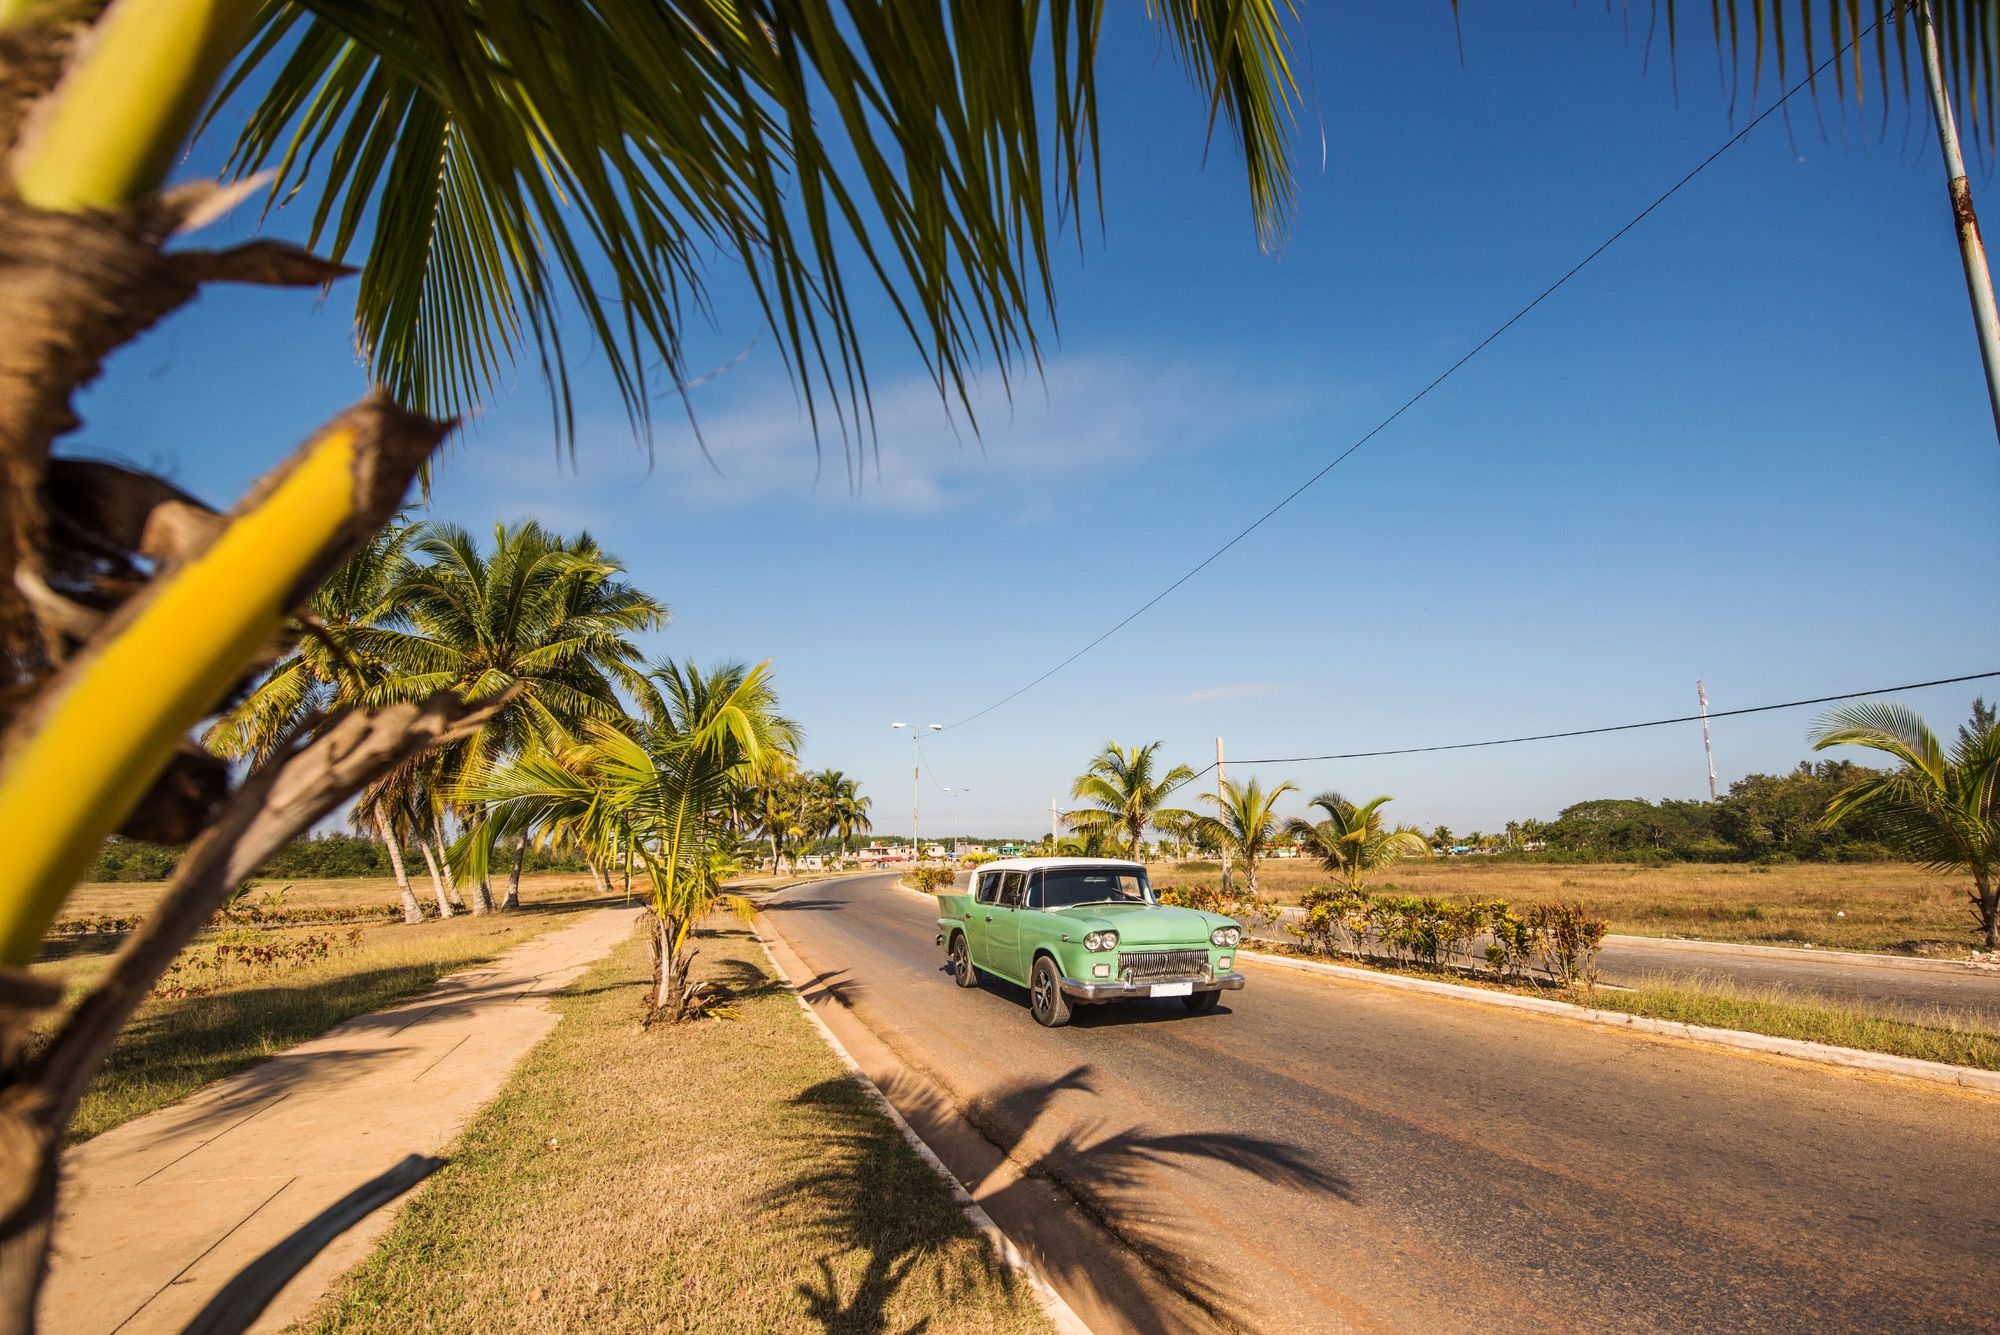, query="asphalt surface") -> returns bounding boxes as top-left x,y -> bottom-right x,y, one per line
1594,936 -> 2000,1023
1261,907 -> 2000,1026
763,873 -> 2000,1334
